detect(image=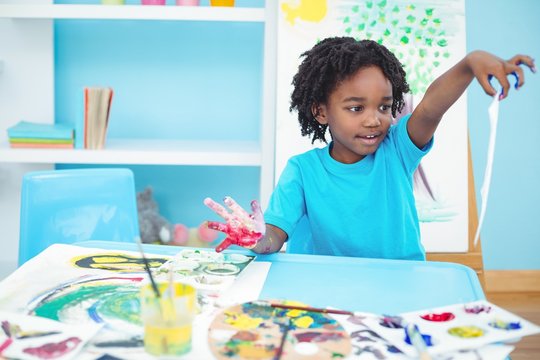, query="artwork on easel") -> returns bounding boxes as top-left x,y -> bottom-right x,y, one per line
361,300 -> 540,358
208,300 -> 352,360
0,311 -> 101,360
